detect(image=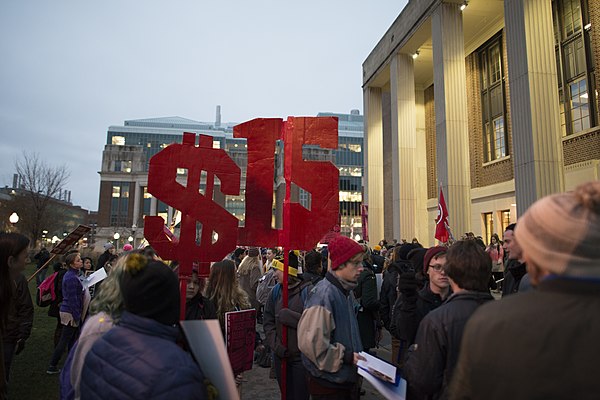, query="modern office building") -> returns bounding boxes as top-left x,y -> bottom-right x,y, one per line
95,109 -> 364,249
363,0 -> 600,246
